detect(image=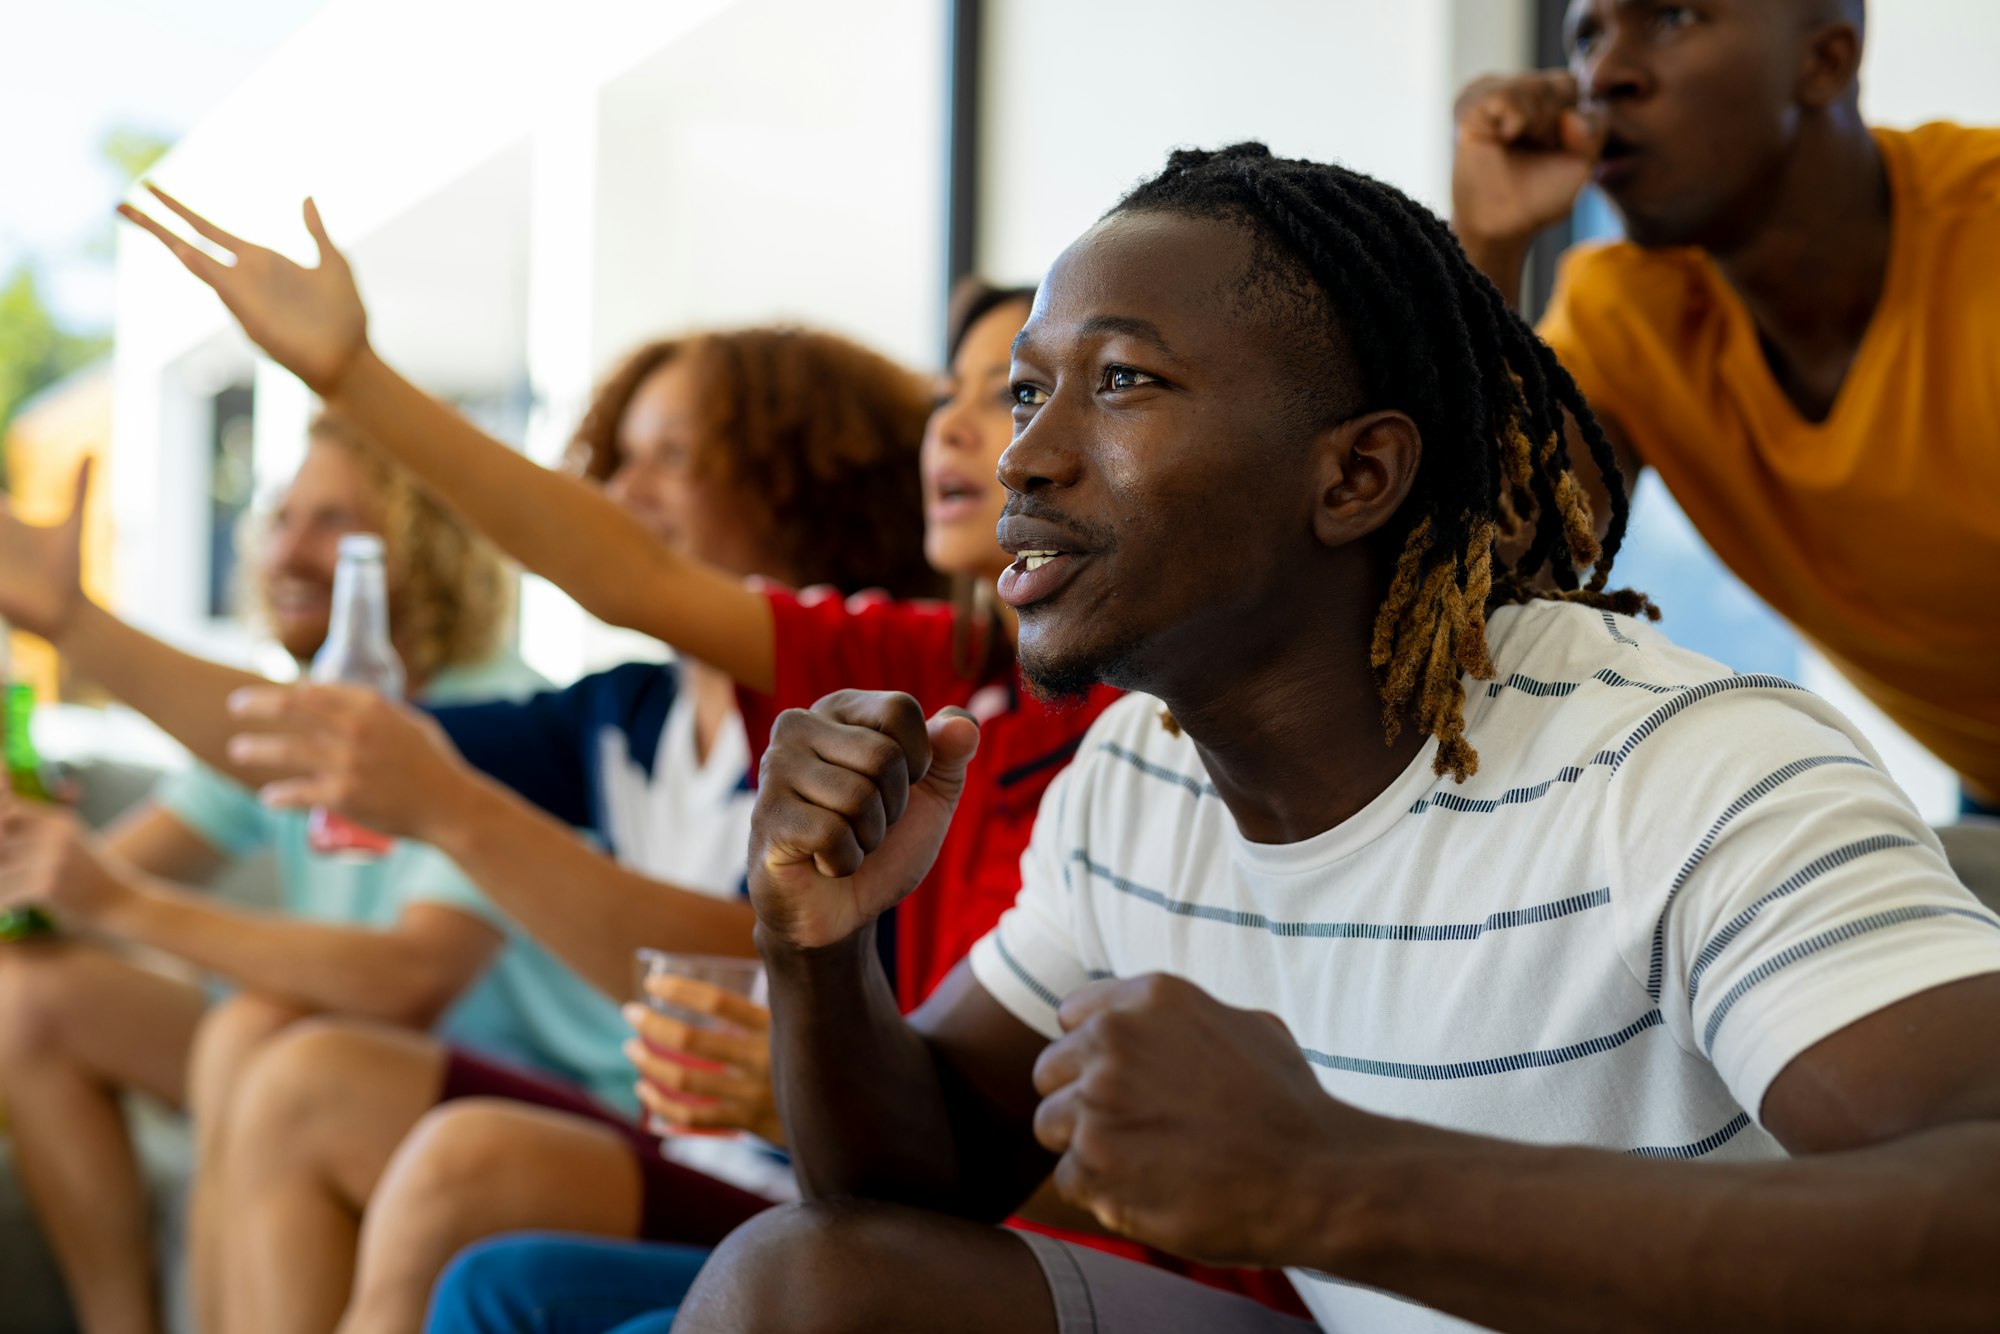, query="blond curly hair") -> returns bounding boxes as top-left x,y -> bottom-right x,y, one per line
248,413 -> 514,684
